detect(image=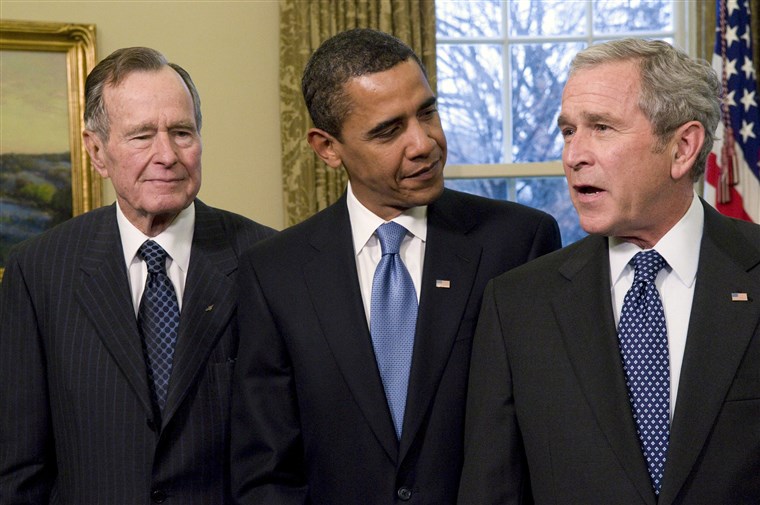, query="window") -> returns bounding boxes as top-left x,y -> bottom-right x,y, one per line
436,0 -> 691,244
